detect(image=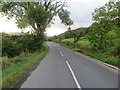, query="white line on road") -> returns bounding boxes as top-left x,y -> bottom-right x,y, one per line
66,61 -> 81,90
60,51 -> 64,57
